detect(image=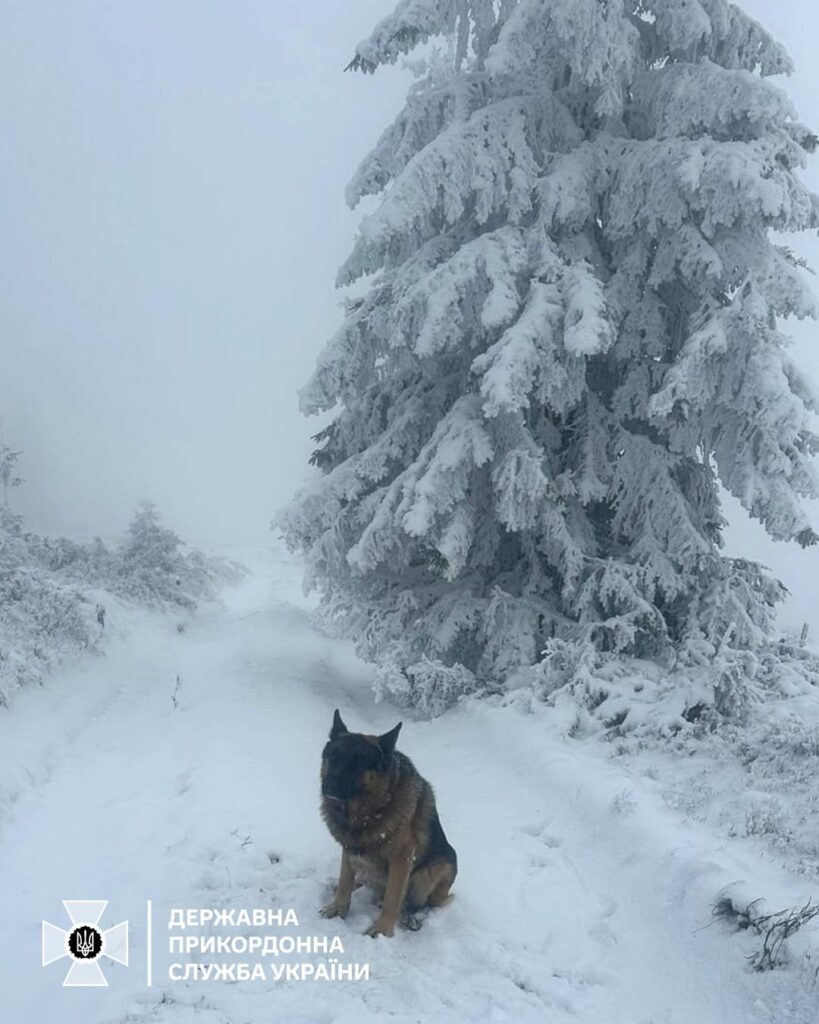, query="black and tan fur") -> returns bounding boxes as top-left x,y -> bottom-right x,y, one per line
319,709 -> 457,937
